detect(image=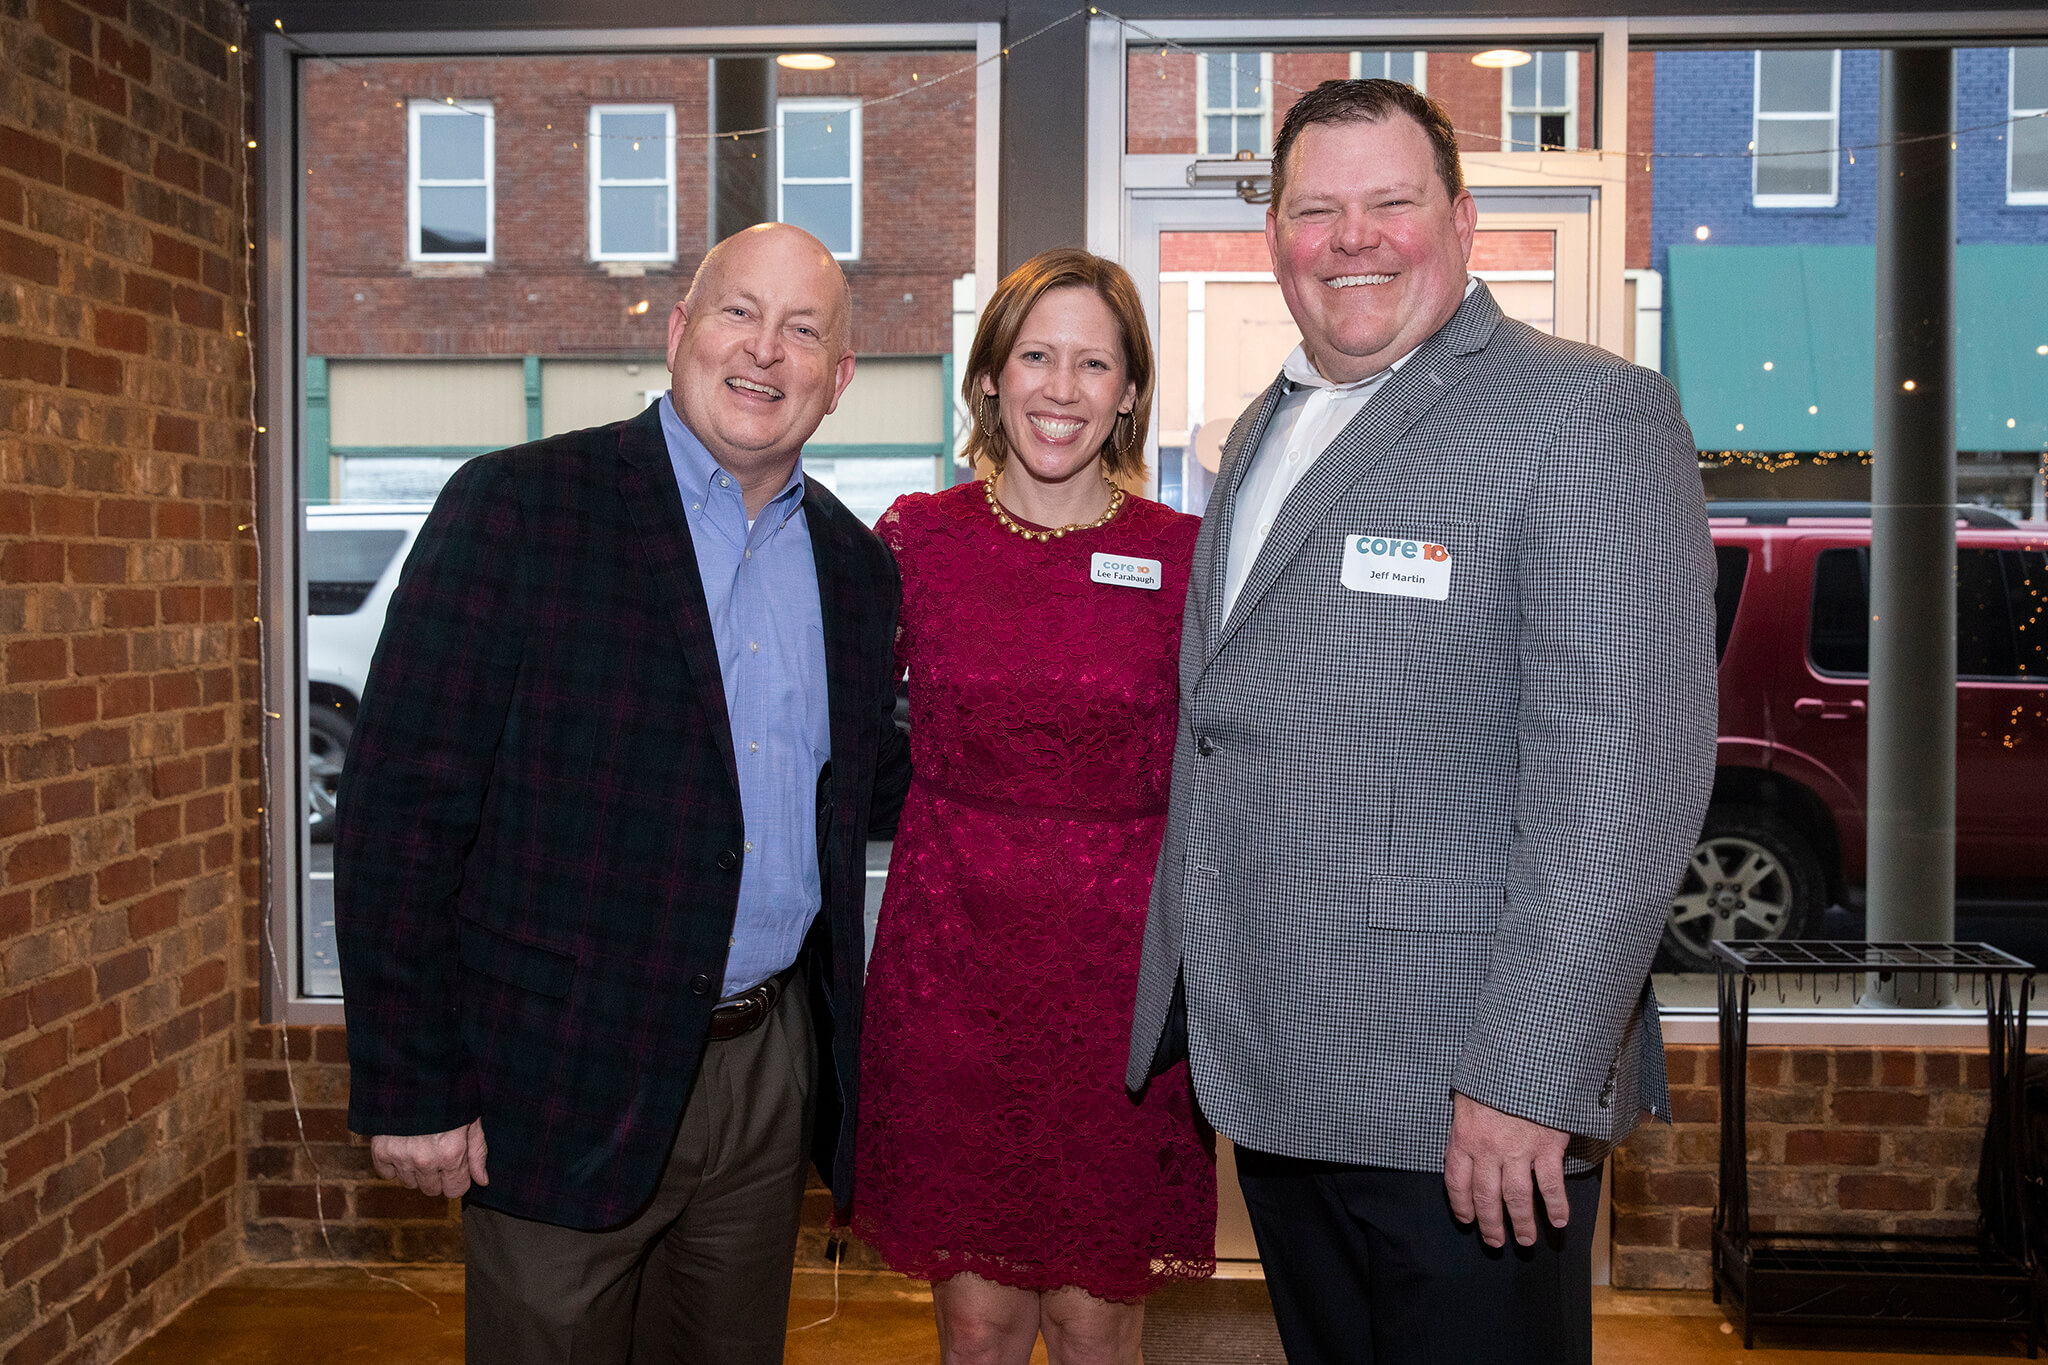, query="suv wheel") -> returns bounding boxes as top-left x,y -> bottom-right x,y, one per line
1660,806 -> 1826,972
308,708 -> 352,844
